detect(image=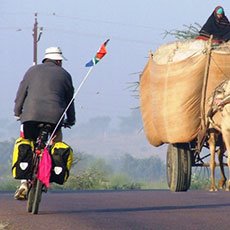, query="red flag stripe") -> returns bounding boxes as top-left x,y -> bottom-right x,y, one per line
96,45 -> 107,59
